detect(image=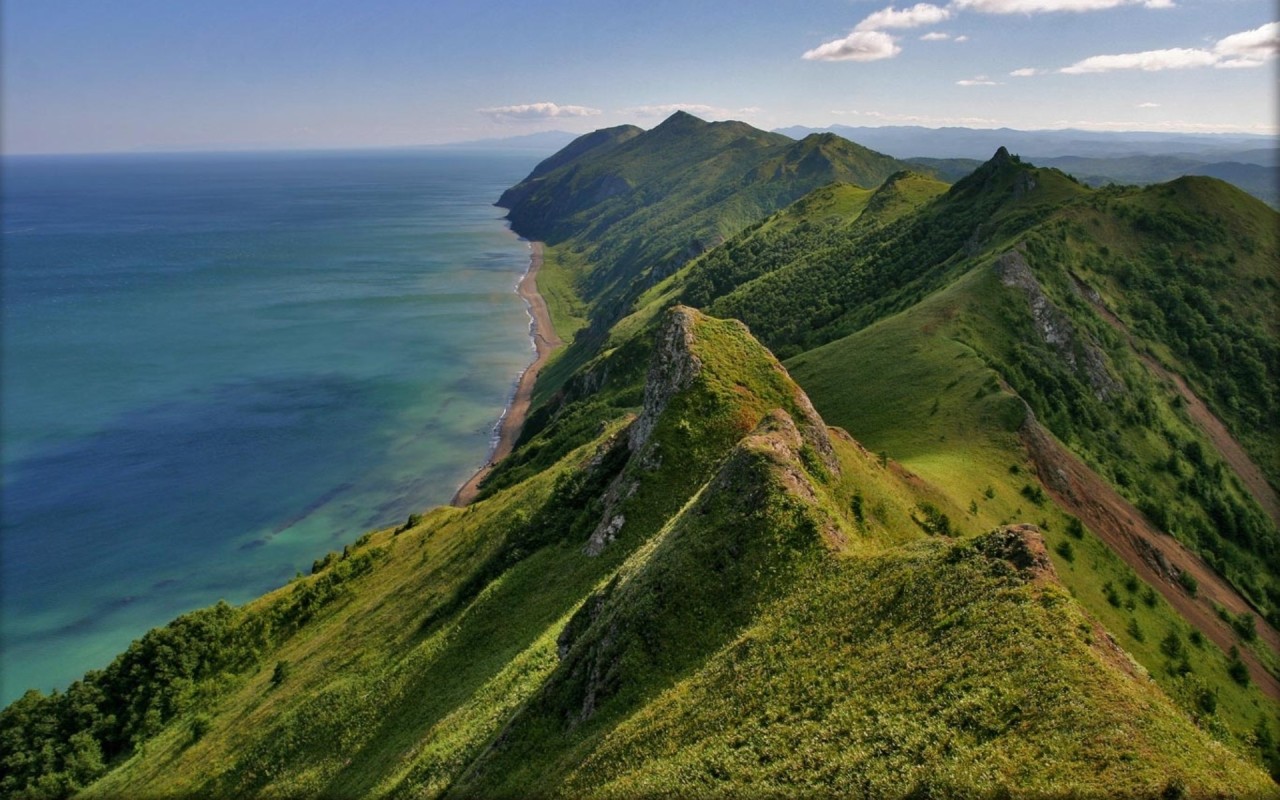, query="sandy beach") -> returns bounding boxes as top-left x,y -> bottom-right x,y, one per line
452,241 -> 560,506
